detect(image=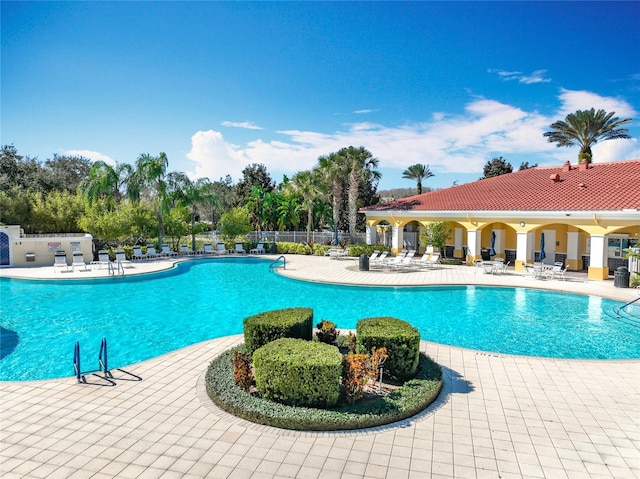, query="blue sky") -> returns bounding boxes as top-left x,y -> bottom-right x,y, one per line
2,1 -> 639,191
